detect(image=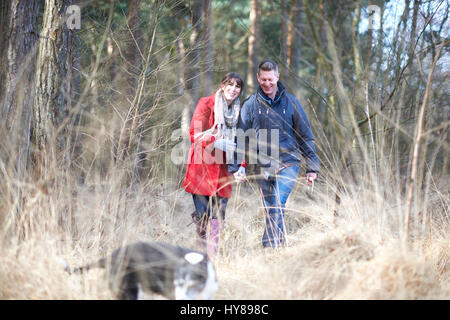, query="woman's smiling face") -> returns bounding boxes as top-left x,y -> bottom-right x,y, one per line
221,78 -> 242,104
